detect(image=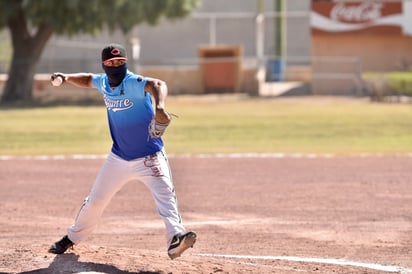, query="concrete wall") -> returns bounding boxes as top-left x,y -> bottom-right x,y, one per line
0,66 -> 260,101
313,34 -> 412,72
311,32 -> 412,95
140,66 -> 259,95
